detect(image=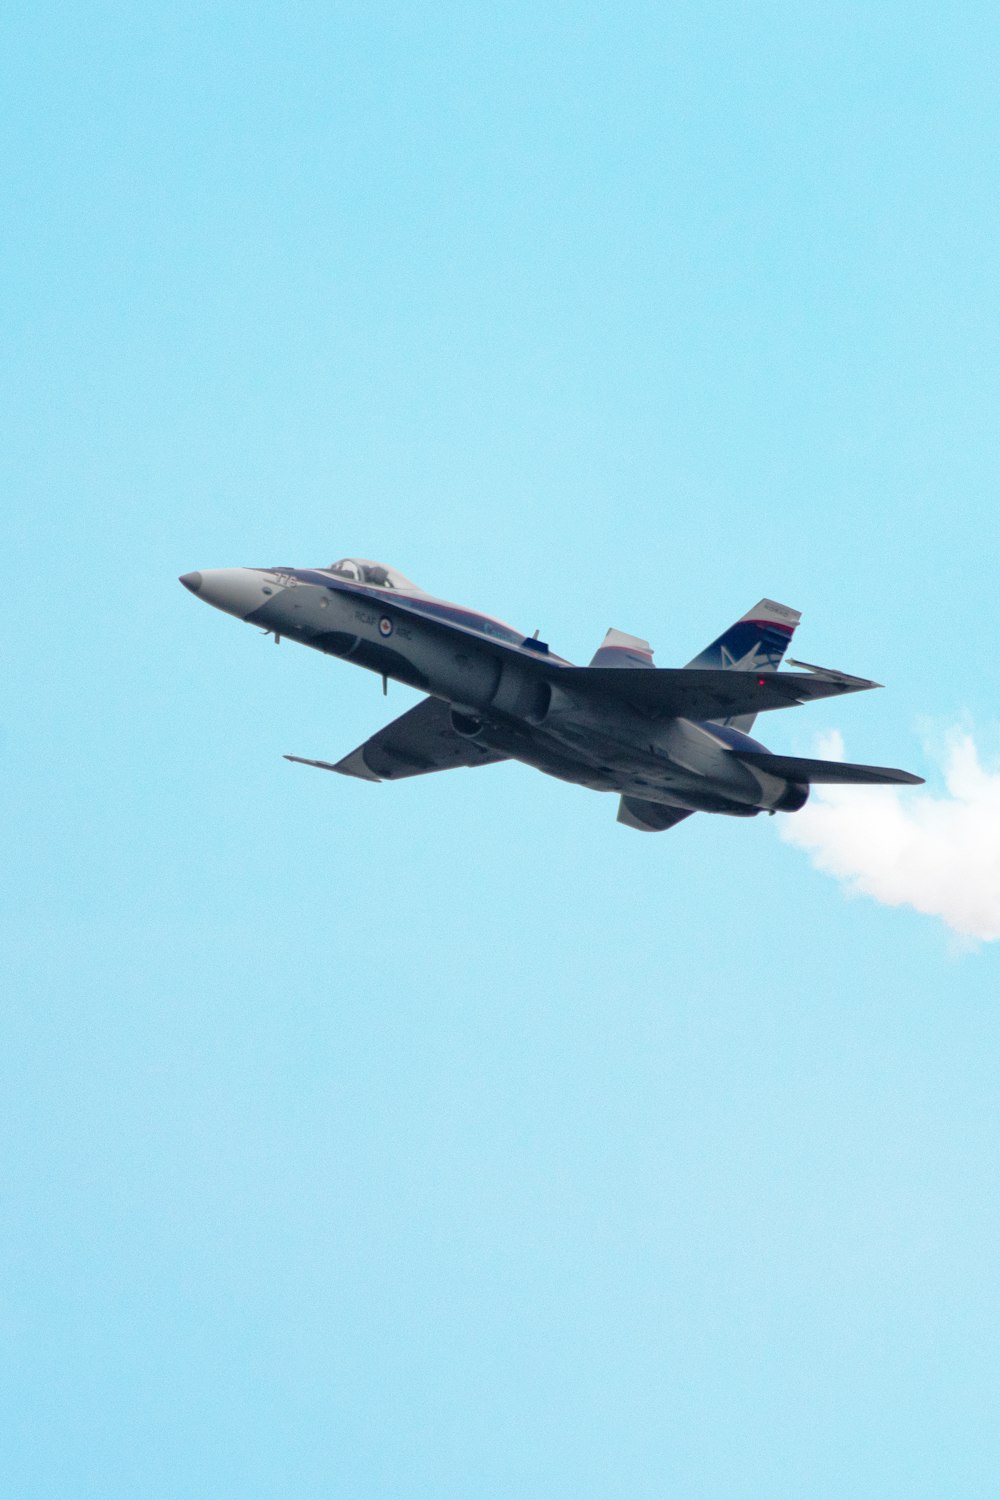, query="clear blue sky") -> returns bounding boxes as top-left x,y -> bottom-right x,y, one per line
4,4 -> 1000,1496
